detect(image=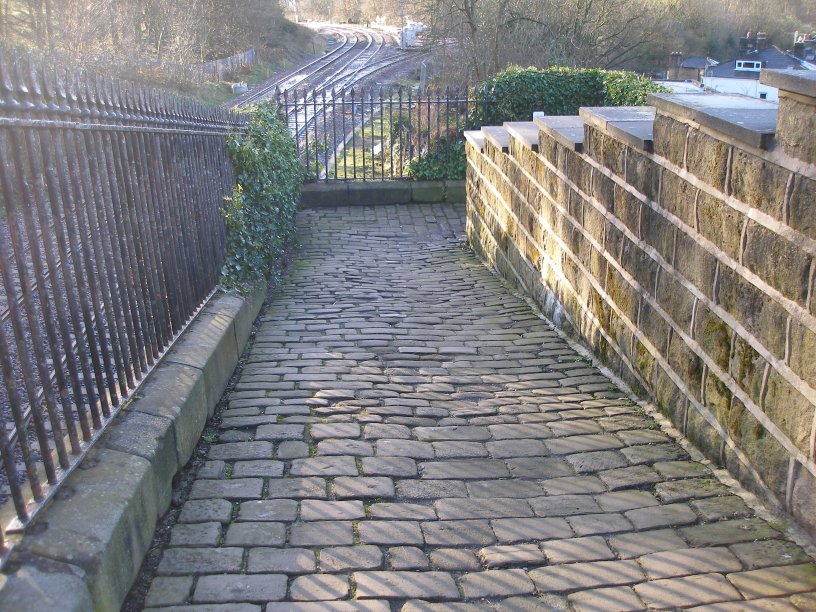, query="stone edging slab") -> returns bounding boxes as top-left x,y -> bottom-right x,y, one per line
0,285 -> 267,611
300,180 -> 466,207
